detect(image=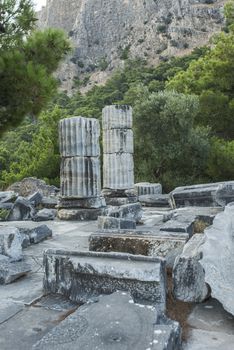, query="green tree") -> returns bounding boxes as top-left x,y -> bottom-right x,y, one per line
0,0 -> 71,135
133,90 -> 210,191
